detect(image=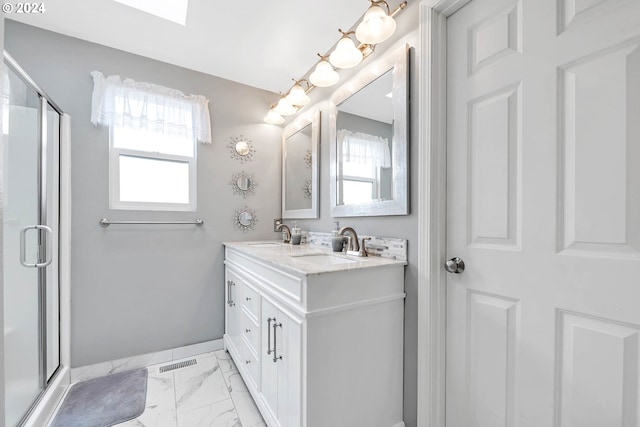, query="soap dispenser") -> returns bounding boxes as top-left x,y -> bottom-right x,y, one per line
291,221 -> 302,245
331,221 -> 344,252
